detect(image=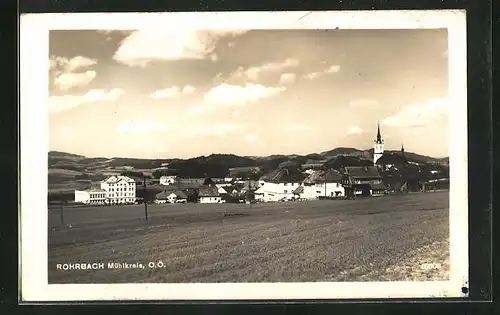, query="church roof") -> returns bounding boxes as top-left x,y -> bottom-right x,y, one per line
376,153 -> 408,165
